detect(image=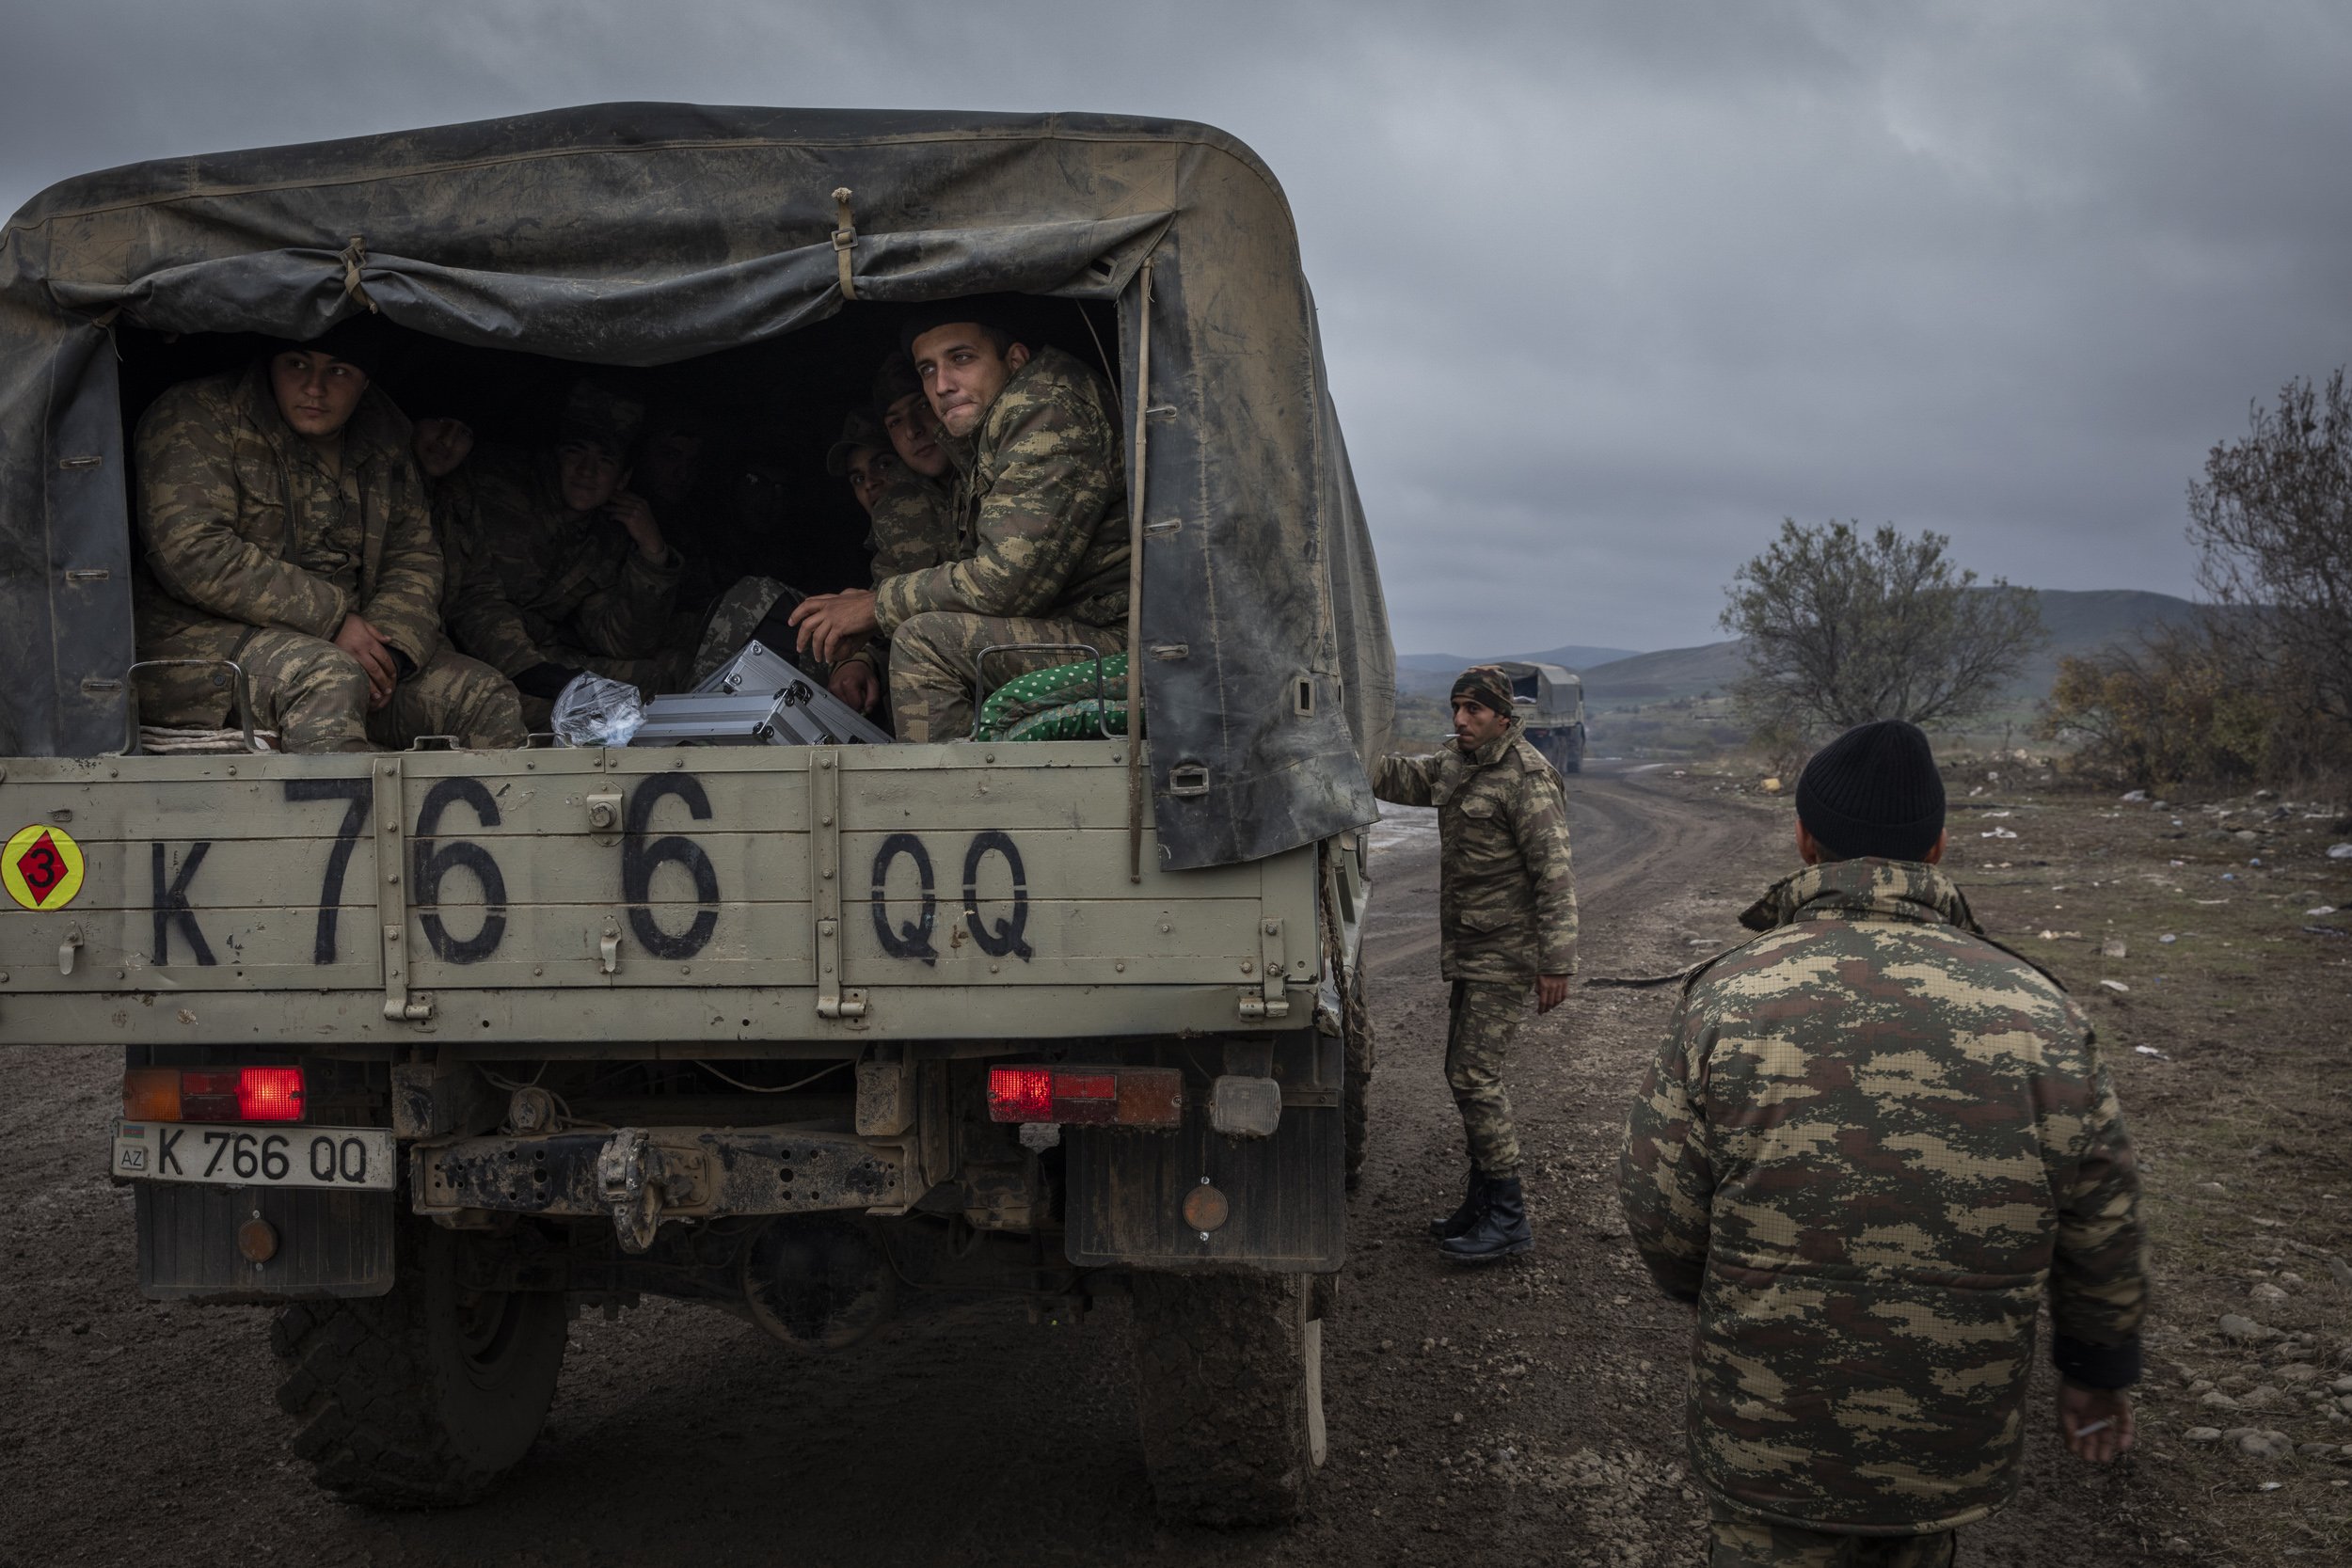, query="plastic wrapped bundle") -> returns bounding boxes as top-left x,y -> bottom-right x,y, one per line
551,673 -> 645,748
